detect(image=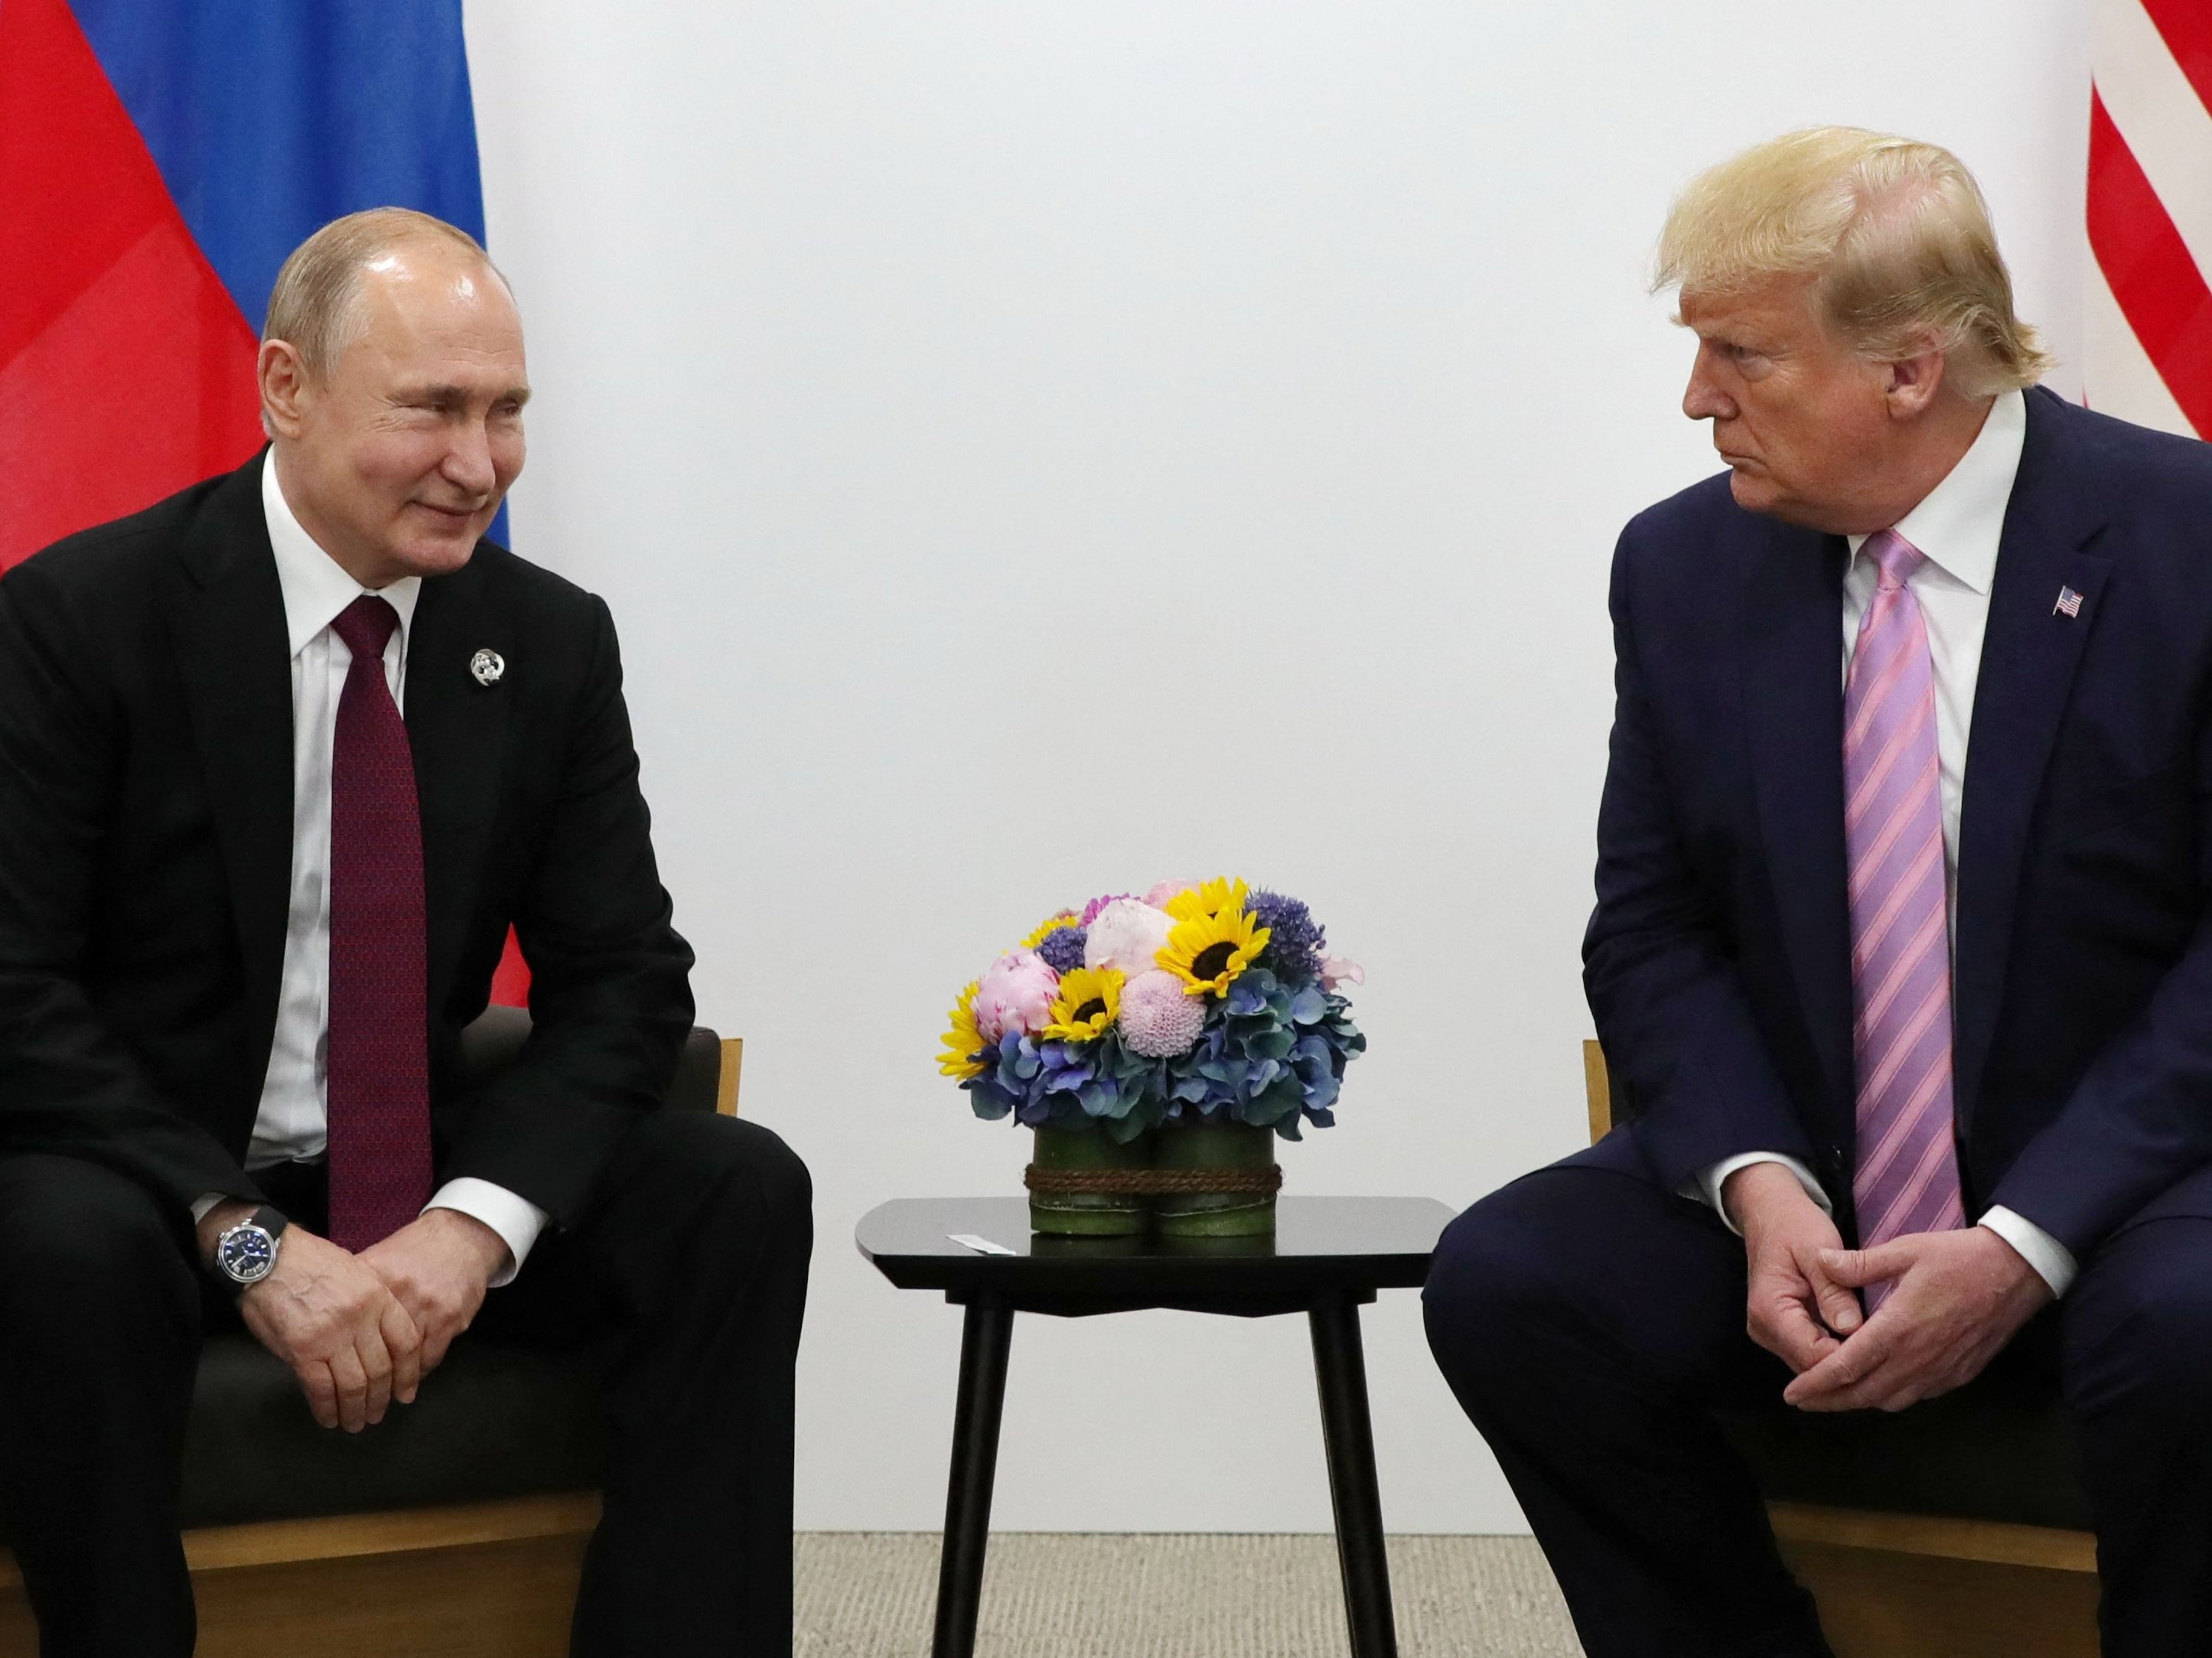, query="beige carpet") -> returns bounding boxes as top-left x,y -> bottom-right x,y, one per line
794,1533 -> 1582,1656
